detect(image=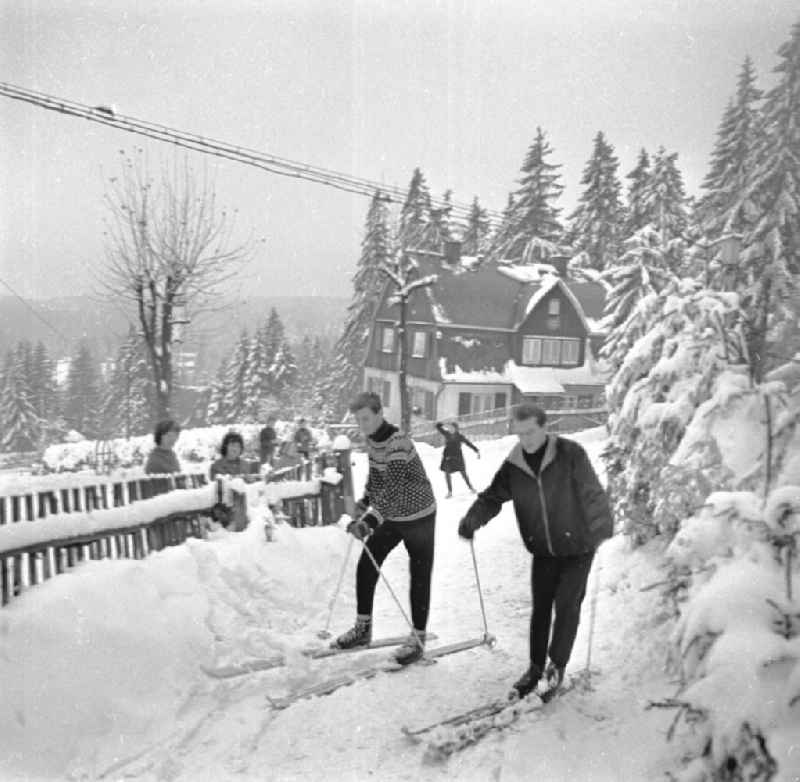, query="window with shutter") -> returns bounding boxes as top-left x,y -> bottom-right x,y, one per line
561,339 -> 580,365
542,339 -> 561,364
